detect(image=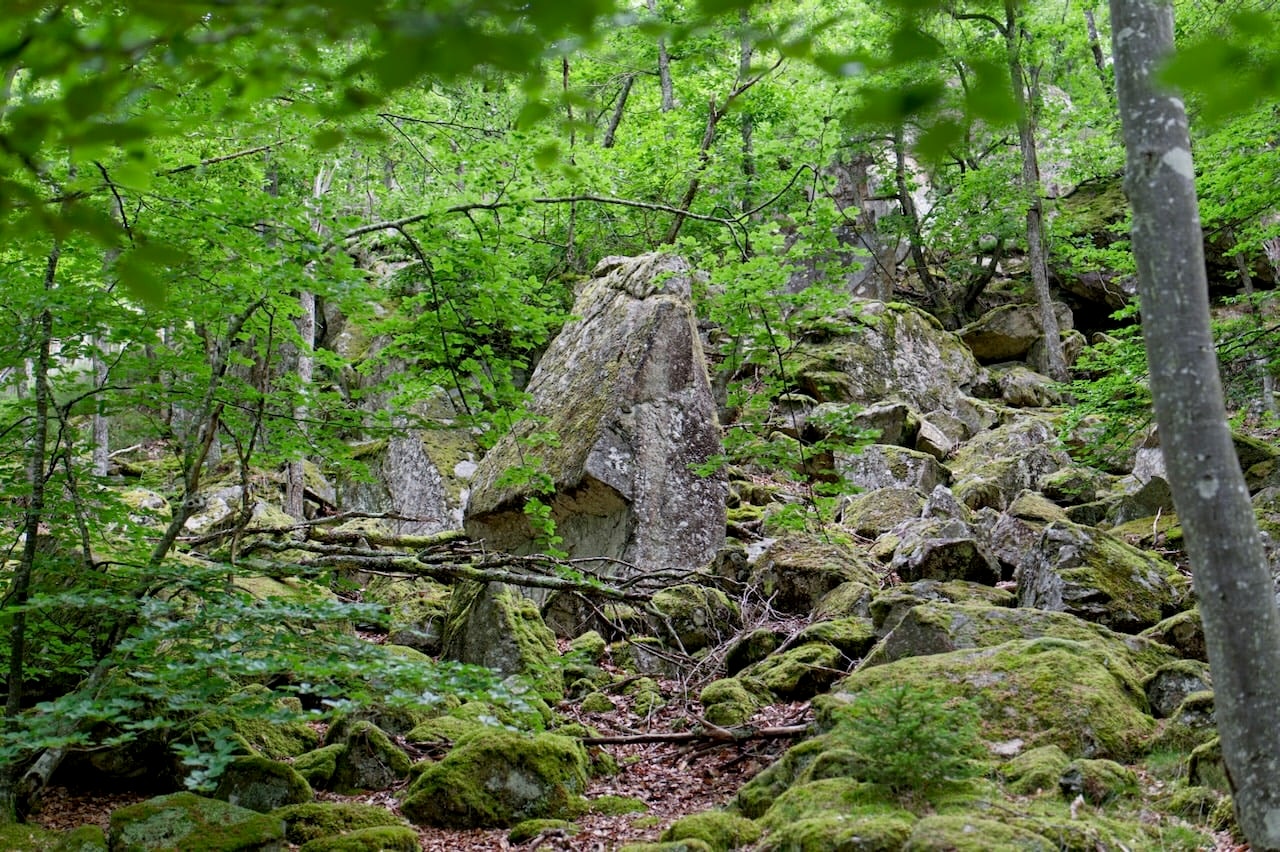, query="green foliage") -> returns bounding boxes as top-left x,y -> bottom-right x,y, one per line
1060,302 -> 1151,469
828,683 -> 986,801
